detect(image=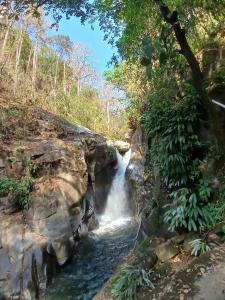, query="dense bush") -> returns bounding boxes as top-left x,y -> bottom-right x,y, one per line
164,179 -> 214,231
142,81 -> 202,188
142,79 -> 217,232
